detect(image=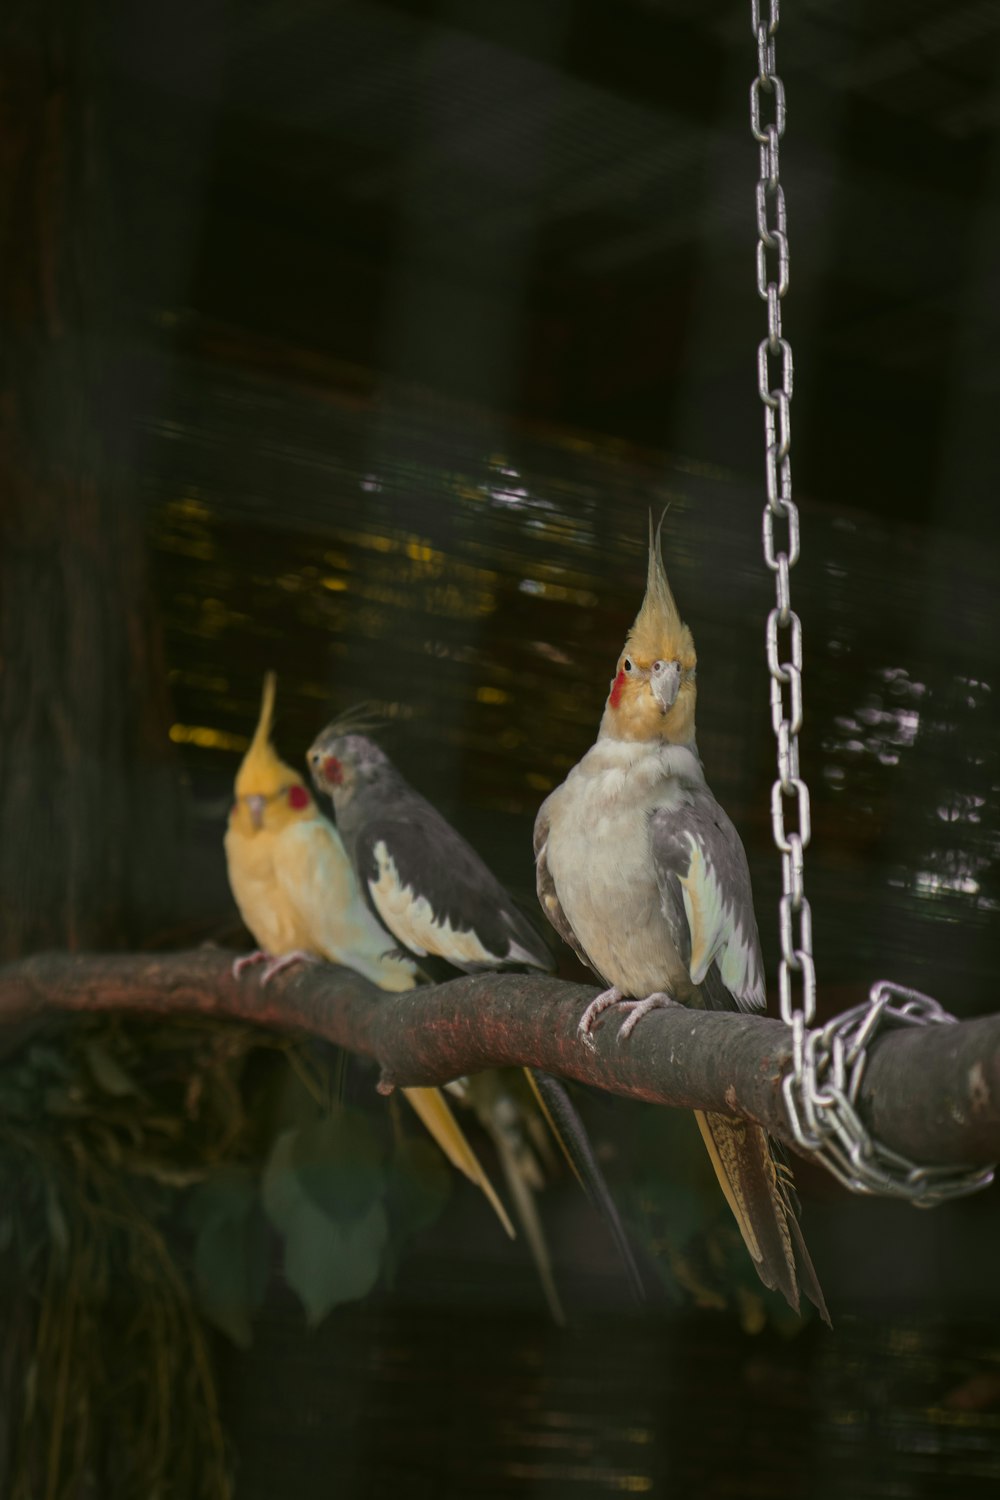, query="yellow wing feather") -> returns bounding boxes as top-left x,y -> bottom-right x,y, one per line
402,1086 -> 515,1239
